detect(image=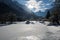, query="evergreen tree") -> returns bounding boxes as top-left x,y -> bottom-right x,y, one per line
50,9 -> 60,24
46,11 -> 51,19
